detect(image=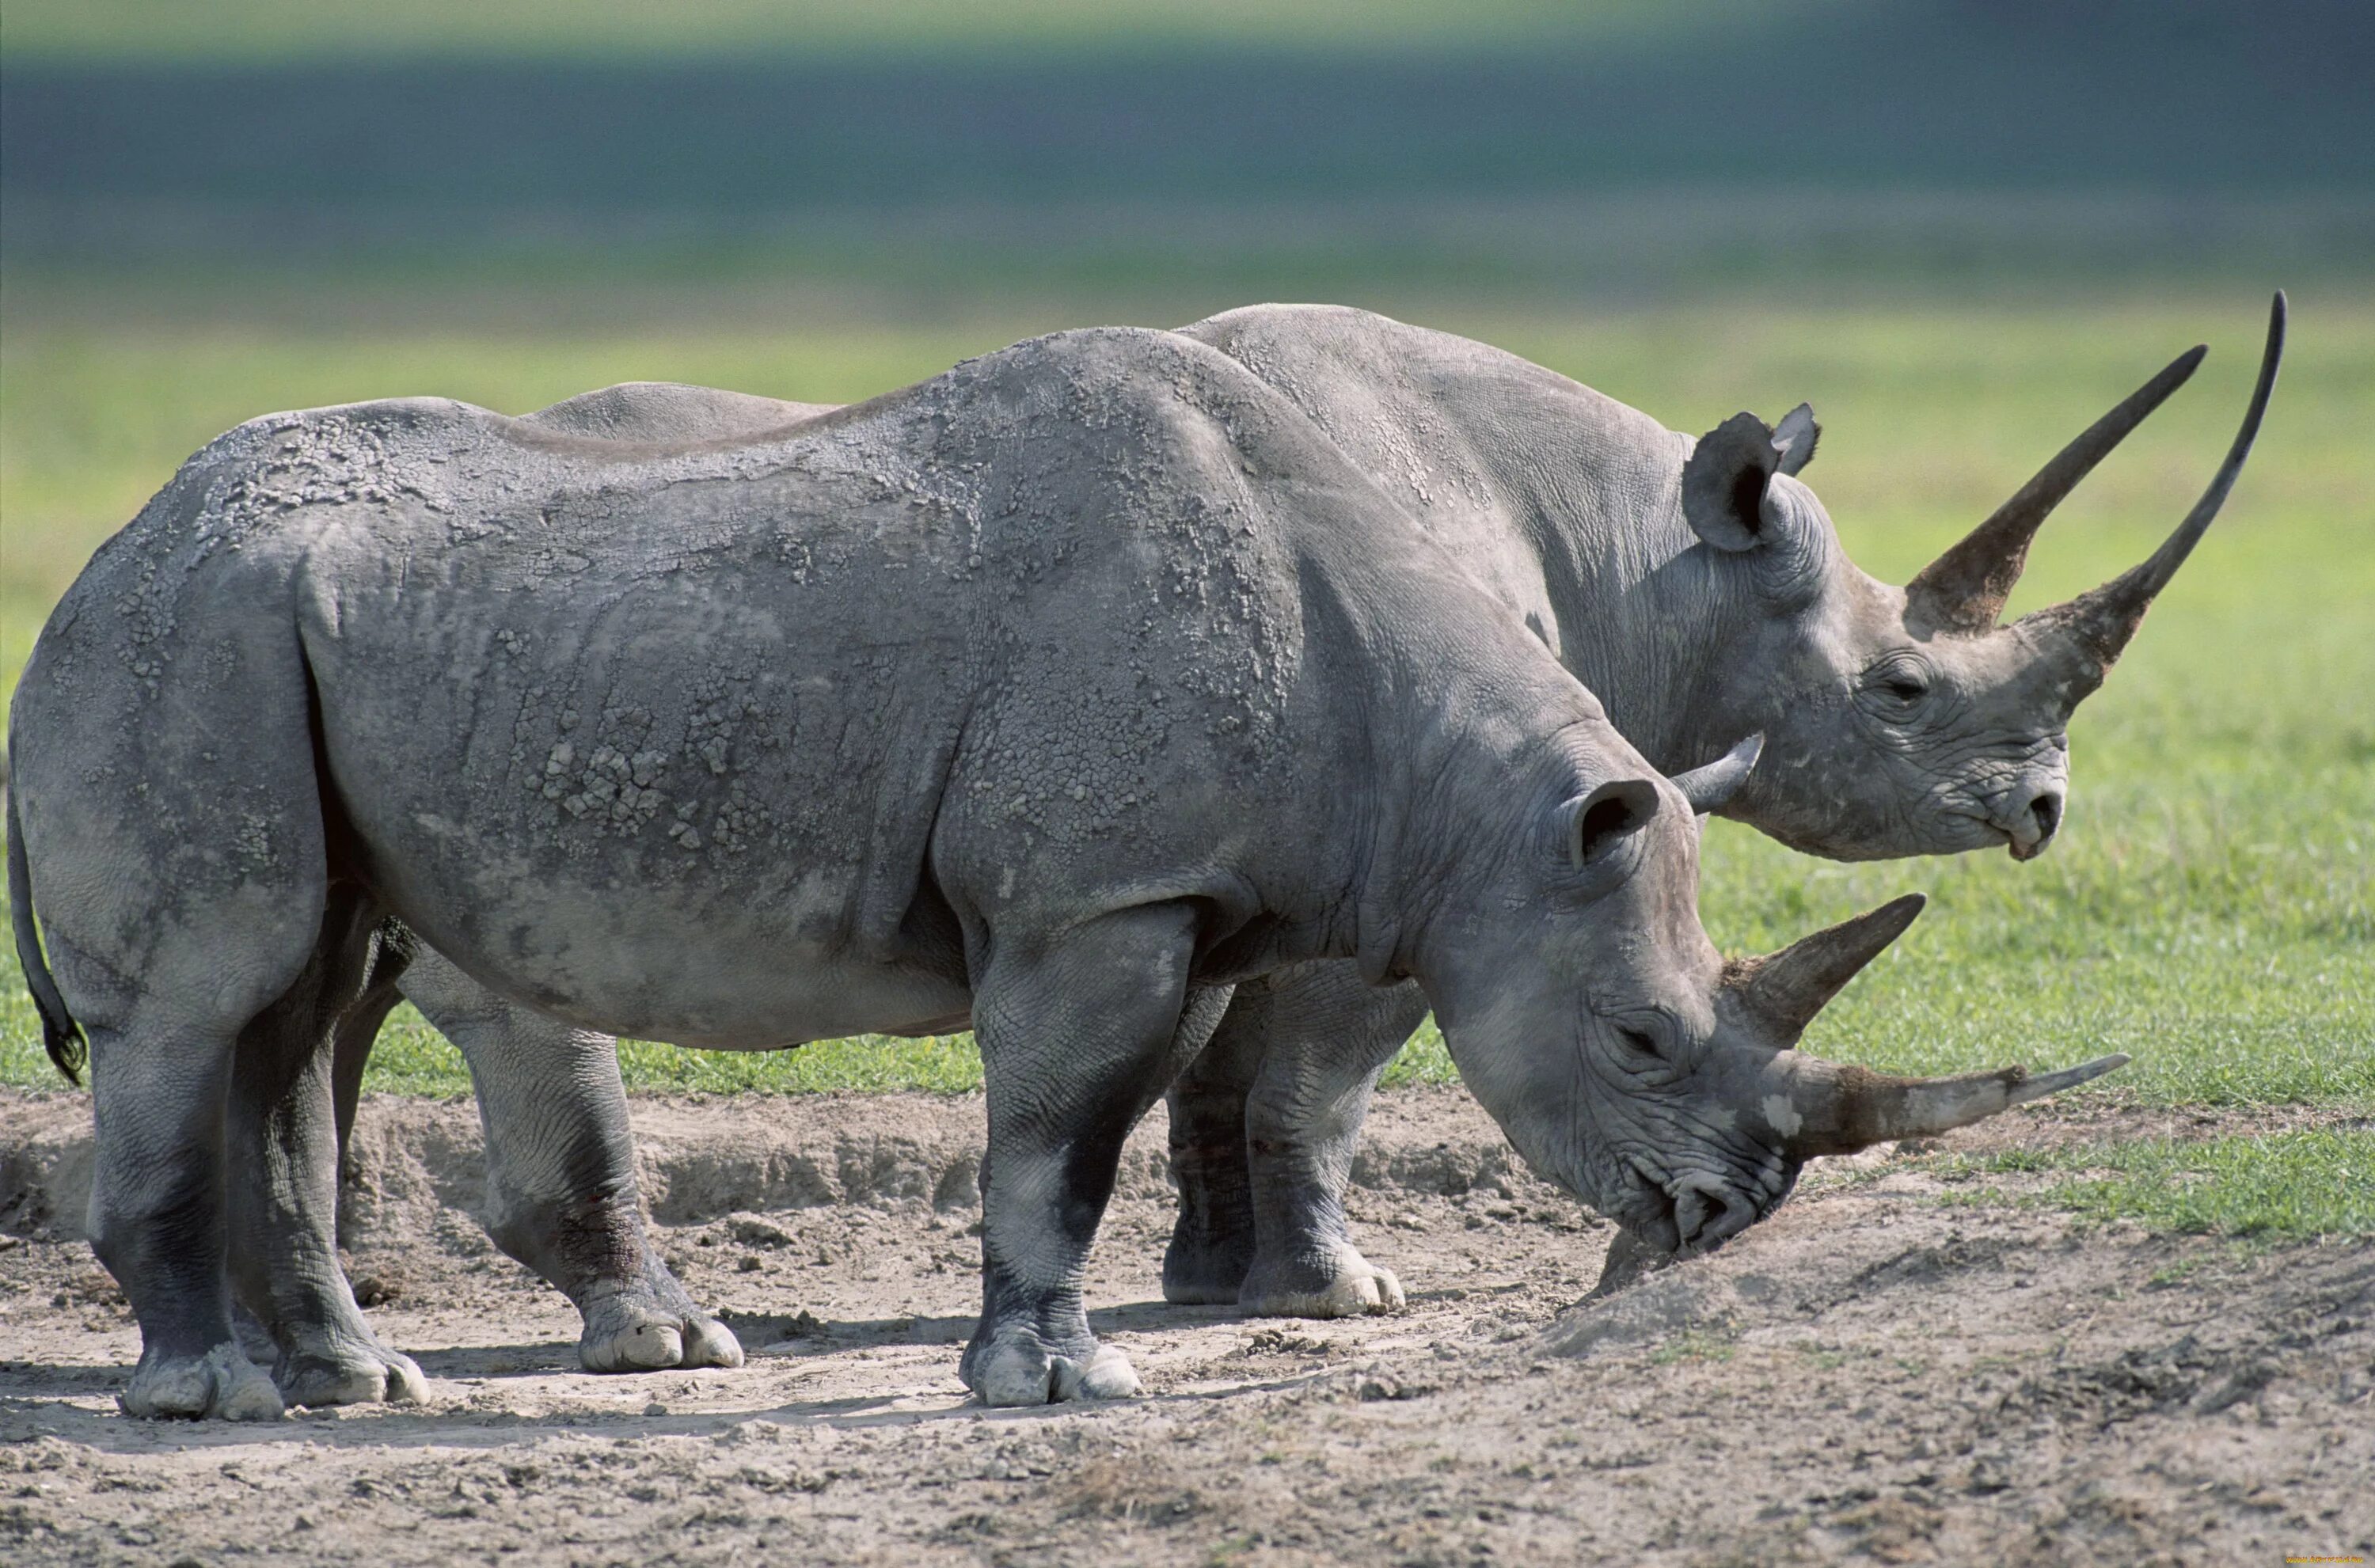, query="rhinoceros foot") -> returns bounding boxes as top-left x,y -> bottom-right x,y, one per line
276,1330 -> 428,1408
1160,1228 -> 1255,1306
1238,1248 -> 1405,1319
578,1286 -> 744,1375
120,1342 -> 285,1422
961,1332 -> 1142,1407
